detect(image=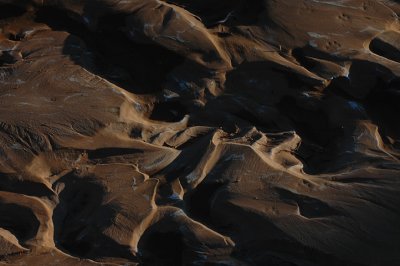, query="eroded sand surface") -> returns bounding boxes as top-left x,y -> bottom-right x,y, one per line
0,1 -> 400,265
